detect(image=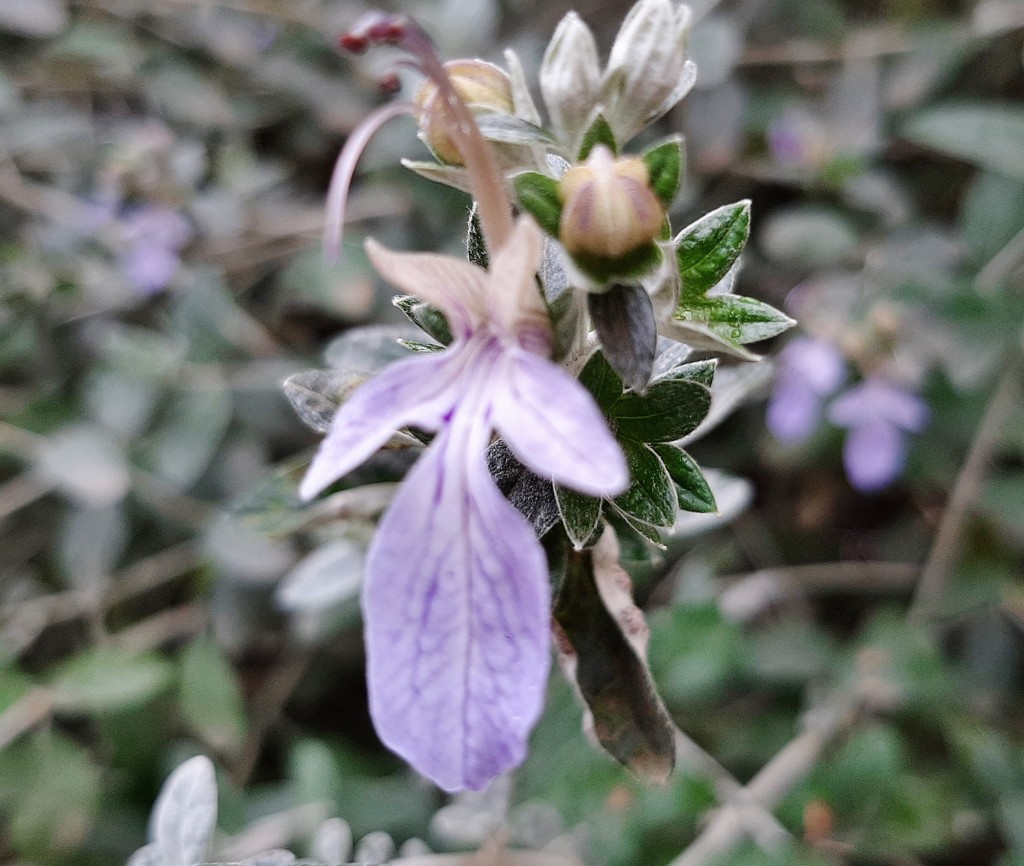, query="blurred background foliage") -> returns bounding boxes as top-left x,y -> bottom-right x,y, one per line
0,0 -> 1023,864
